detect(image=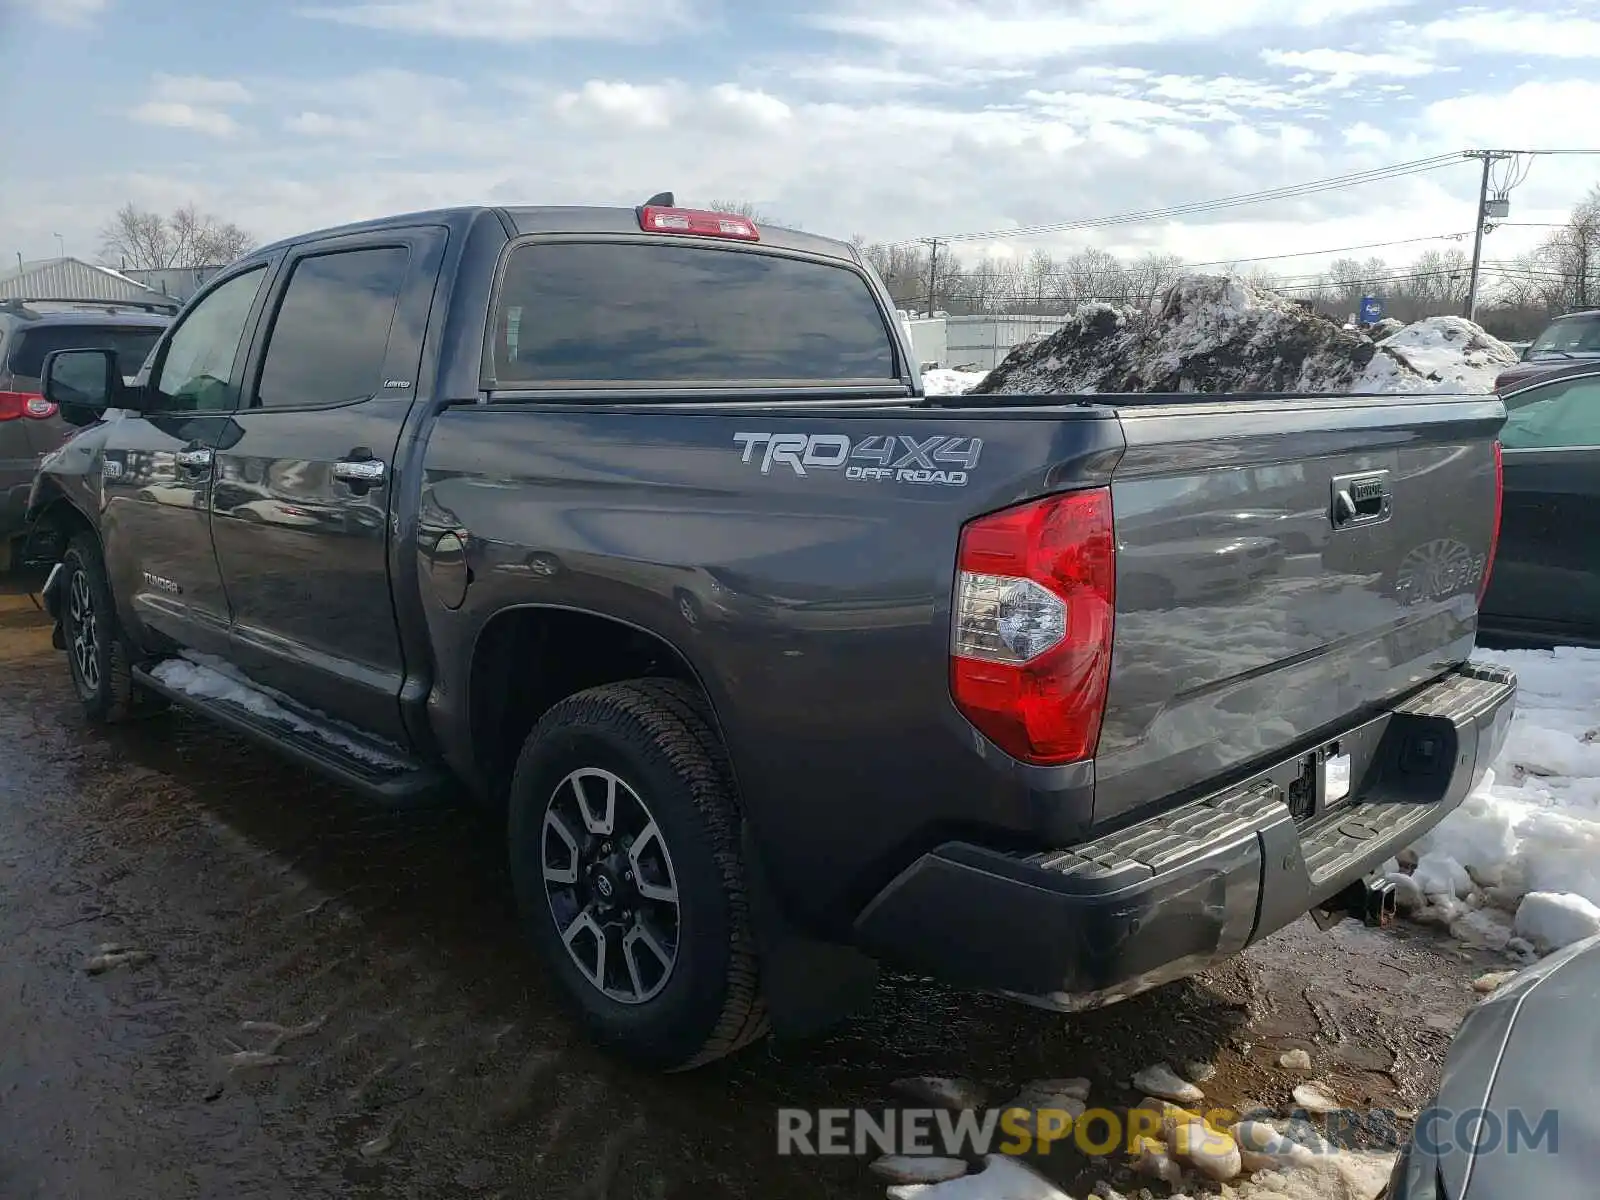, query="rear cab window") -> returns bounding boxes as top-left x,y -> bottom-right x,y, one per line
1530,313 -> 1600,355
5,324 -> 163,381
490,241 -> 899,388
